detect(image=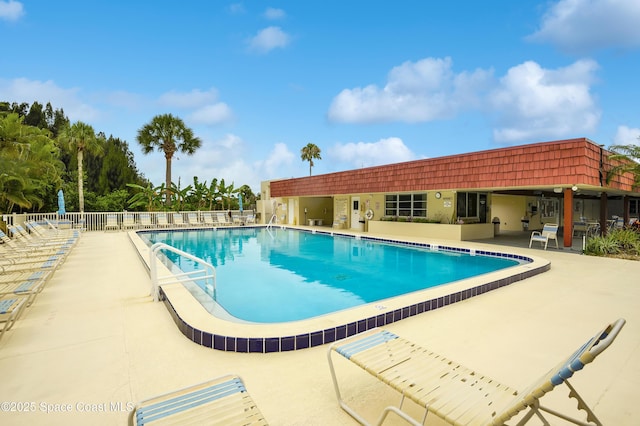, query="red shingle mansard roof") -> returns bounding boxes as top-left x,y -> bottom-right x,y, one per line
270,138 -> 636,197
